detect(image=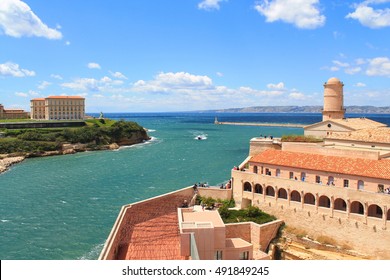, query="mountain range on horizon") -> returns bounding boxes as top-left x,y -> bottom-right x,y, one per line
199,106 -> 390,114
